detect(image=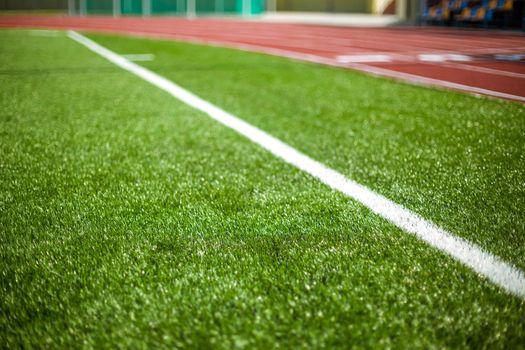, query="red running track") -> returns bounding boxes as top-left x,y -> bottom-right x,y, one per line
1,15 -> 525,102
